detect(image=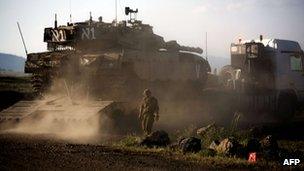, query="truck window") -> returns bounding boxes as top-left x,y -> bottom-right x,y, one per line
290,54 -> 303,71
246,44 -> 258,58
